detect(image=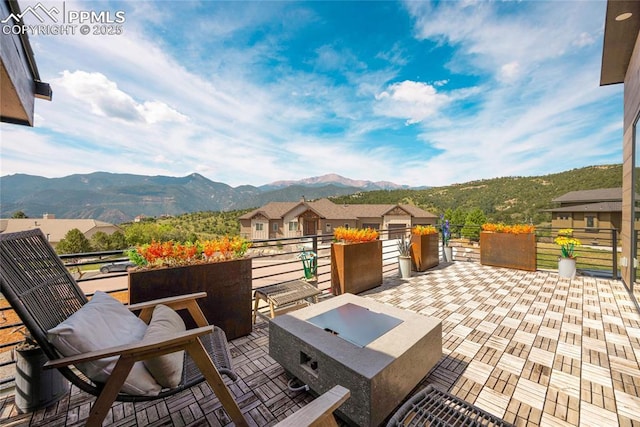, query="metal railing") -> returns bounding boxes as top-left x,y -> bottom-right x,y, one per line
0,225 -> 624,387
